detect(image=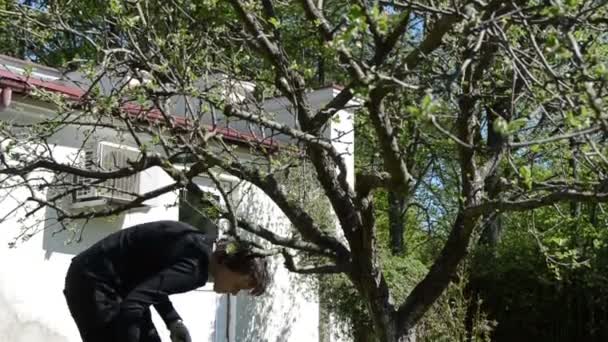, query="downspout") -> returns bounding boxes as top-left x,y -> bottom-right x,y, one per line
226,295 -> 231,341
0,87 -> 12,111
